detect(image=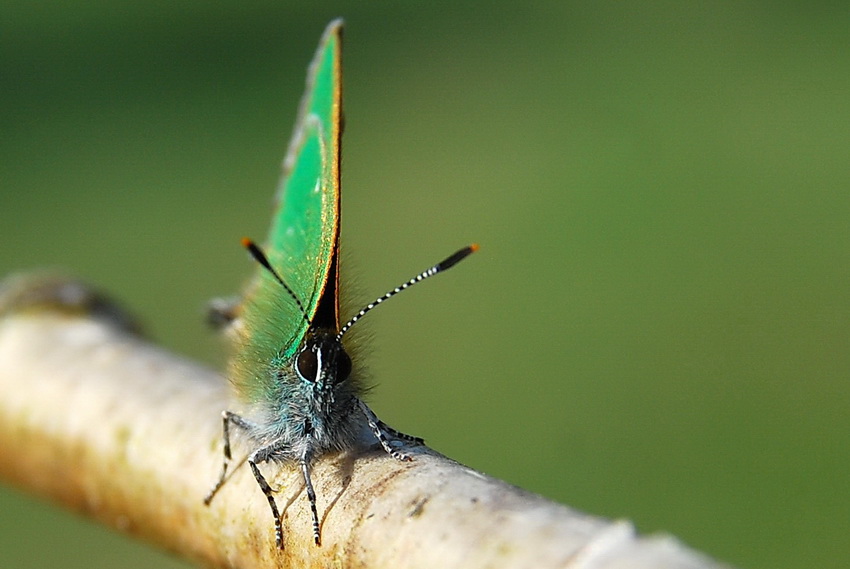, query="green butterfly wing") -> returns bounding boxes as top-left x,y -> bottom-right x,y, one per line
231,20 -> 342,403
